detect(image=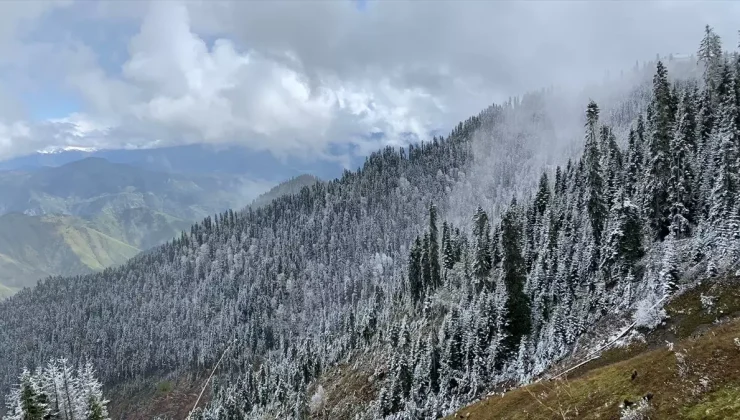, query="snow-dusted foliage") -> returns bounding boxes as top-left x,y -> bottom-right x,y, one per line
633,295 -> 667,330
620,398 -> 653,420
4,359 -> 109,420
1,26 -> 740,420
